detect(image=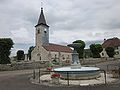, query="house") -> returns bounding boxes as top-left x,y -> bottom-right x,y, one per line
31,7 -> 72,64
100,37 -> 120,58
